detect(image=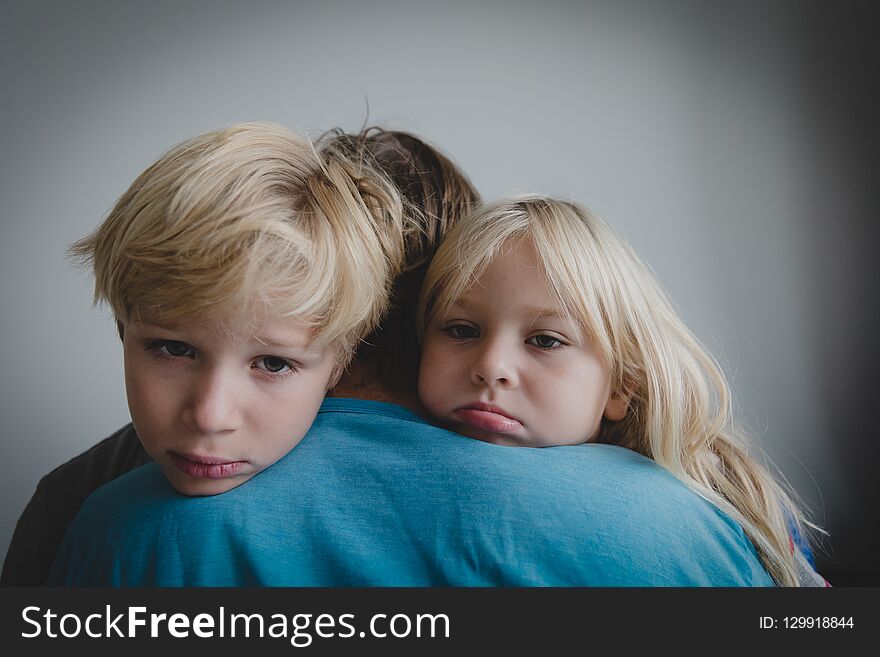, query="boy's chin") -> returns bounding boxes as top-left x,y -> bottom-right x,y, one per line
161,468 -> 253,497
